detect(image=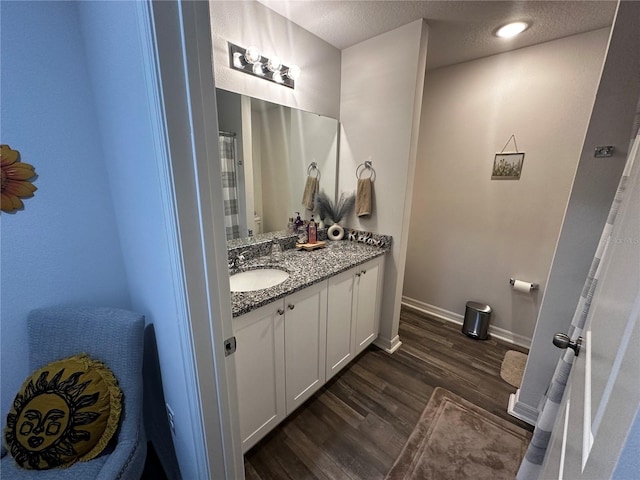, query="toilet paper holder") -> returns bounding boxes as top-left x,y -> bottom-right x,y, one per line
509,278 -> 539,292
